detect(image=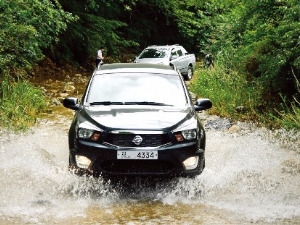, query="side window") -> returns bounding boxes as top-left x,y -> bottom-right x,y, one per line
171,48 -> 177,57
177,49 -> 183,56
